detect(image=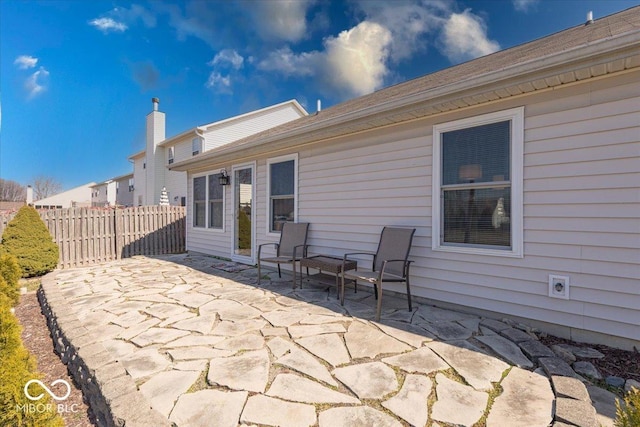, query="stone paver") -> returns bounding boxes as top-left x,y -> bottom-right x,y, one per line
428,340 -> 510,391
382,346 -> 449,374
170,389 -> 247,427
39,254 -> 606,427
476,334 -> 534,368
431,373 -> 488,426
276,348 -> 338,387
139,370 -> 201,417
207,349 -> 270,393
240,395 -> 316,427
295,333 -> 350,367
344,321 -> 411,359
487,367 -> 554,427
267,373 -> 360,404
318,407 -> 402,427
332,362 -> 398,399
382,374 -> 431,426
